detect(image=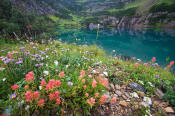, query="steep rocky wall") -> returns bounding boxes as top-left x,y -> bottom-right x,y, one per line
97,12 -> 175,28
10,0 -> 59,15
